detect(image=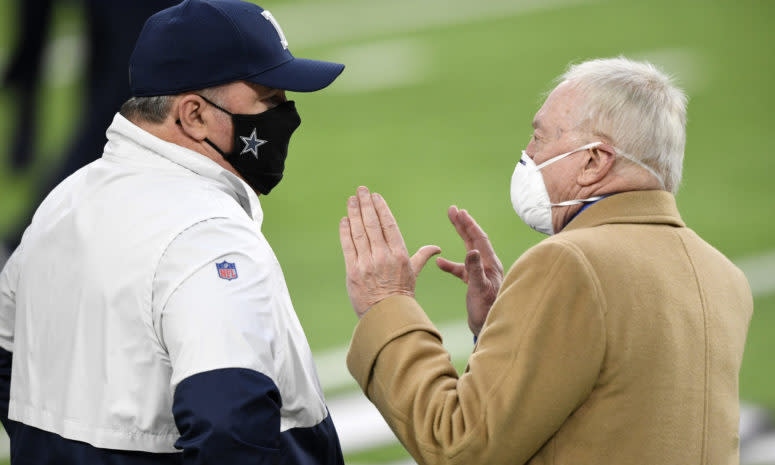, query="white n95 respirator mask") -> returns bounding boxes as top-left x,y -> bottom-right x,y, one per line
510,141 -> 665,235
510,142 -> 604,235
